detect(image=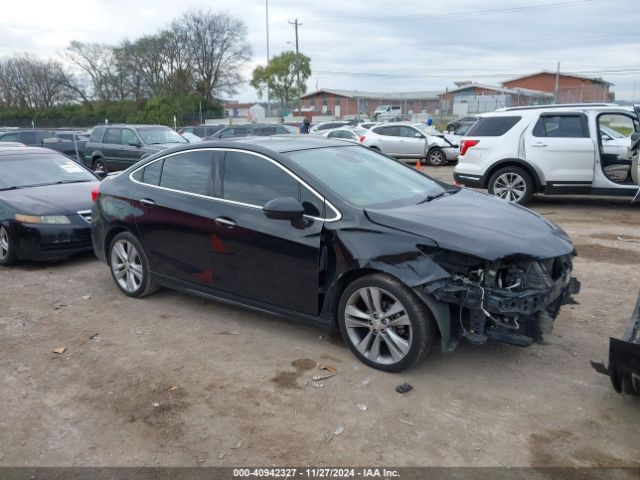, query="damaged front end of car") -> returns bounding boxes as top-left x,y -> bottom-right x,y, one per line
415,247 -> 580,351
